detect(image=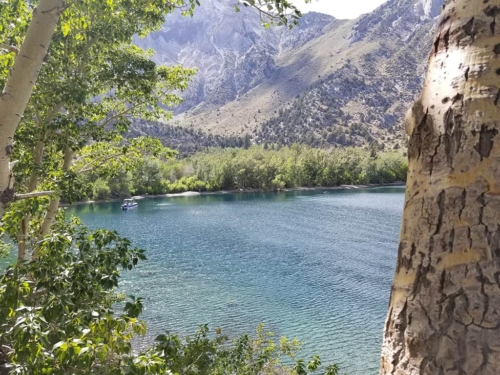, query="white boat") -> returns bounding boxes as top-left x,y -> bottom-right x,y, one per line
121,198 -> 138,210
